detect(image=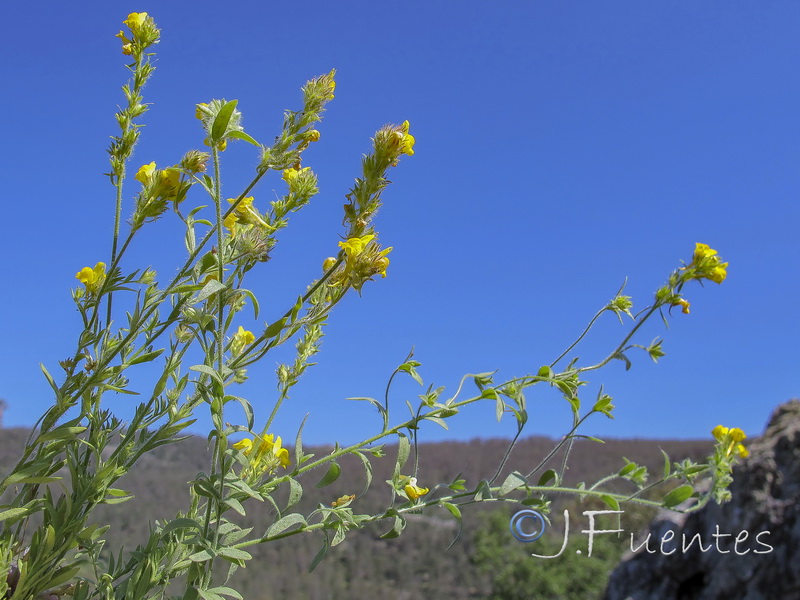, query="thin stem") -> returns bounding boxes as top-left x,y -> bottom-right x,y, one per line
550,307 -> 607,368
